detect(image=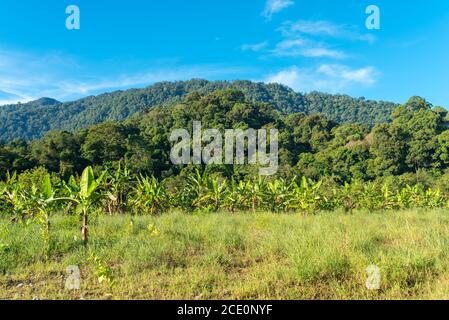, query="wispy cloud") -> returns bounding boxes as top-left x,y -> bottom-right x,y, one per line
0,47 -> 250,105
241,41 -> 269,52
279,20 -> 376,43
0,47 -> 81,104
0,90 -> 23,105
300,48 -> 346,59
264,64 -> 379,93
247,19 -> 374,61
52,65 -> 249,98
281,20 -> 341,37
317,64 -> 377,85
272,38 -> 305,52
262,0 -> 294,20
271,38 -> 346,59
